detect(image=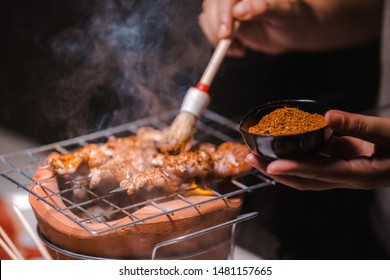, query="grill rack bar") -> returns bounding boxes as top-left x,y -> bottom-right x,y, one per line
0,110 -> 275,236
